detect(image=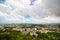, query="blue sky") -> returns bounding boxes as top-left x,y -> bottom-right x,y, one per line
0,0 -> 60,24
30,0 -> 36,5
0,0 -> 5,3
24,15 -> 30,19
